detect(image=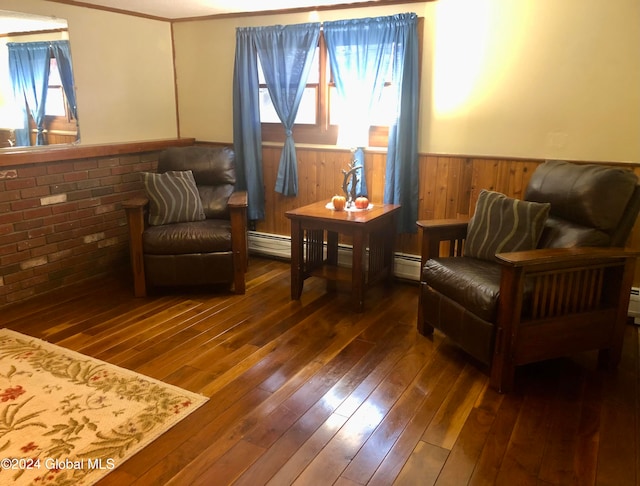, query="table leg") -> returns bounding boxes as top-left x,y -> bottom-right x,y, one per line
327,231 -> 338,266
290,220 -> 304,300
326,231 -> 338,292
385,213 -> 397,286
352,229 -> 365,312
